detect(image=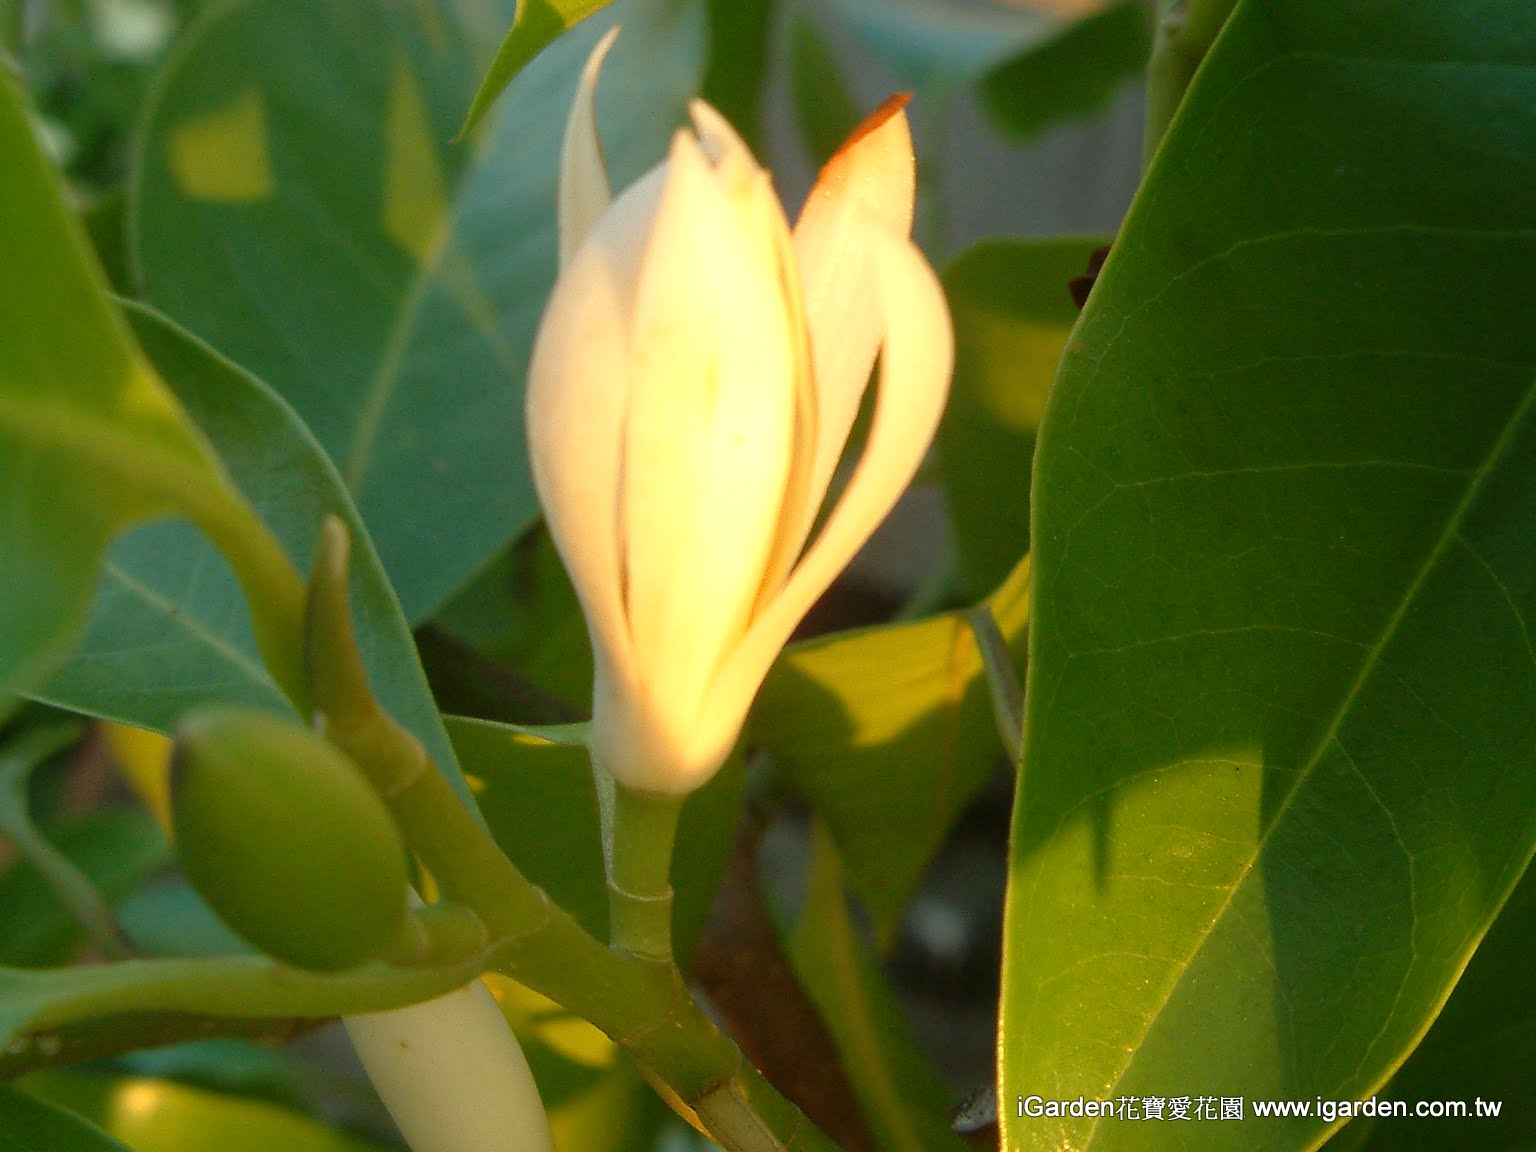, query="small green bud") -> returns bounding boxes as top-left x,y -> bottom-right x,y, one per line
171,706 -> 408,971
